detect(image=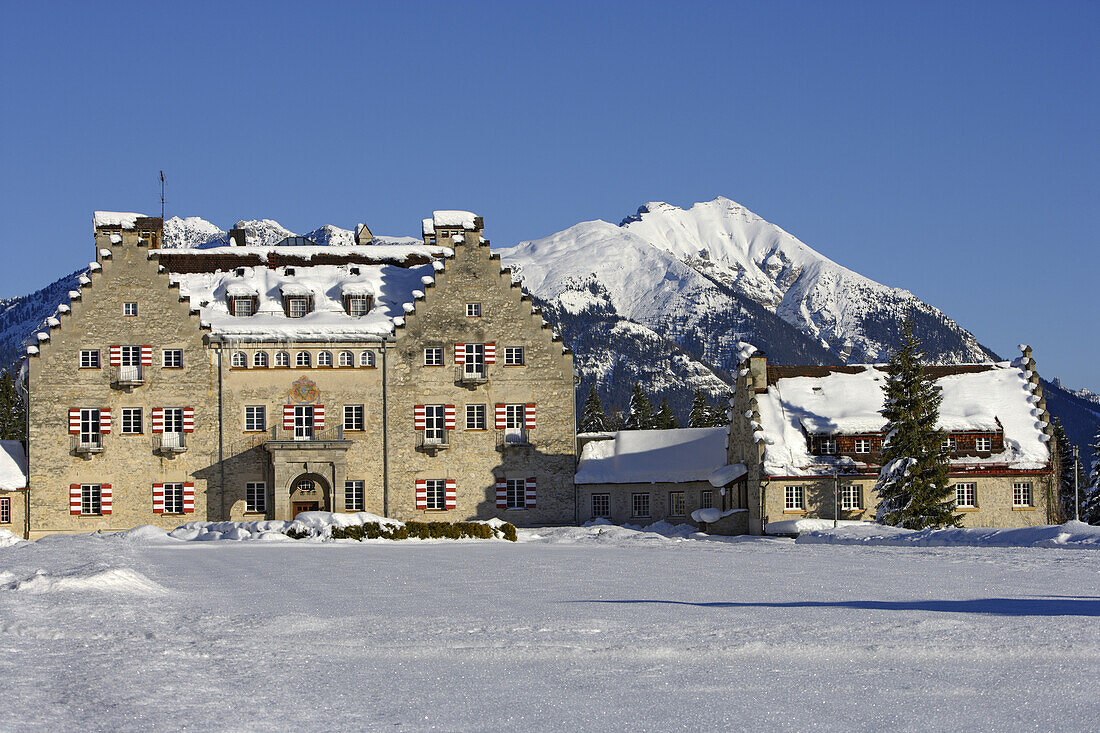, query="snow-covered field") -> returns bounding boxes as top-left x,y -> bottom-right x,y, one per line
1,524 -> 1097,731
